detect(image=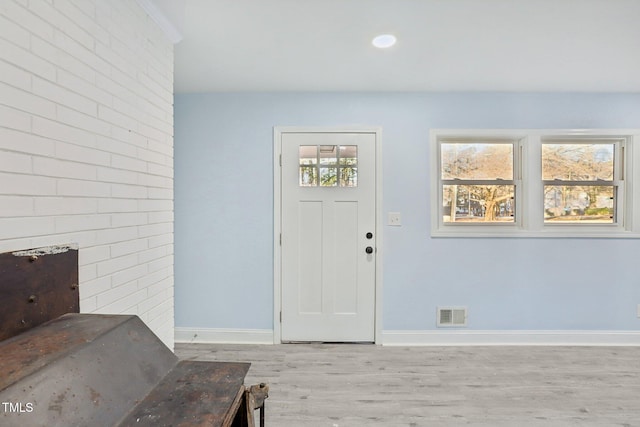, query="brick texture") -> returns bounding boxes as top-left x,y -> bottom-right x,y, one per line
0,0 -> 174,349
